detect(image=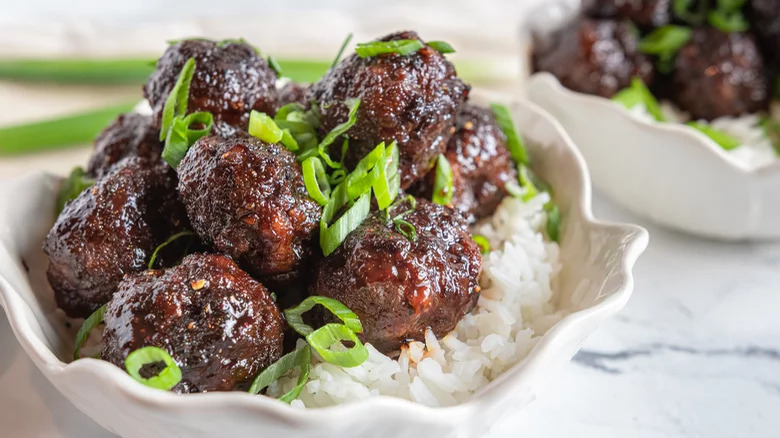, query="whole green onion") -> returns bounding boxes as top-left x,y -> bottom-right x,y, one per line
124,346 -> 182,391
284,295 -> 363,337
248,345 -> 311,403
432,154 -> 454,206
355,39 -> 424,58
73,304 -> 106,360
56,167 -> 95,215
